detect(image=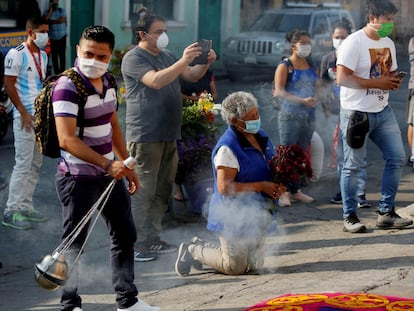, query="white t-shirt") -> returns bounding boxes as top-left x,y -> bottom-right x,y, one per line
213,146 -> 240,171
337,29 -> 398,112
